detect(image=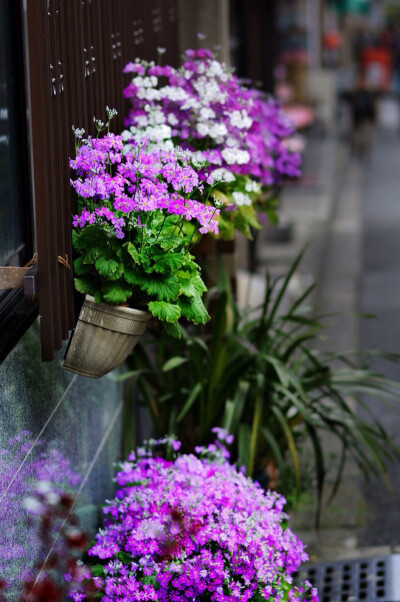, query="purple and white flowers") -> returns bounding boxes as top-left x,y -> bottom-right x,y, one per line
67,433 -> 317,602
122,49 -> 302,237
70,110 -> 219,334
